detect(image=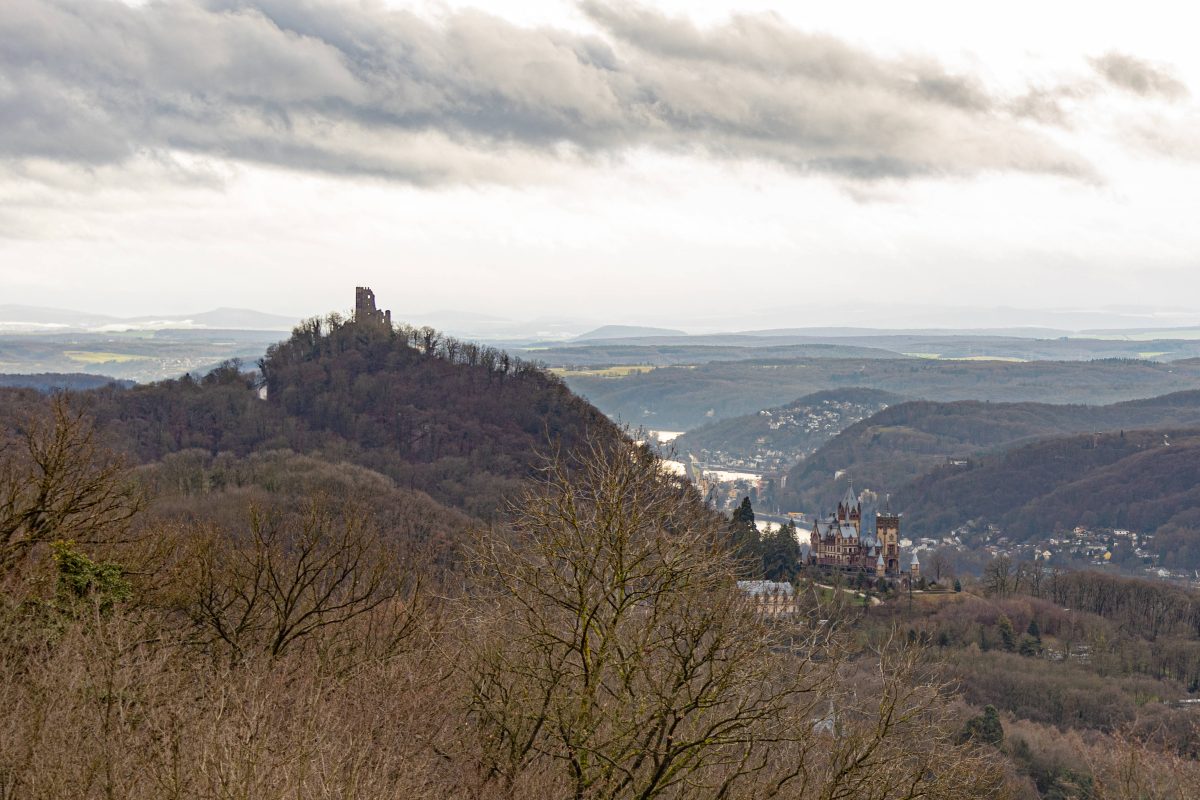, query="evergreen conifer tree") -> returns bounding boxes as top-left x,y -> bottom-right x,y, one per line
728,496 -> 761,573
997,614 -> 1016,652
761,520 -> 800,581
960,705 -> 1004,746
